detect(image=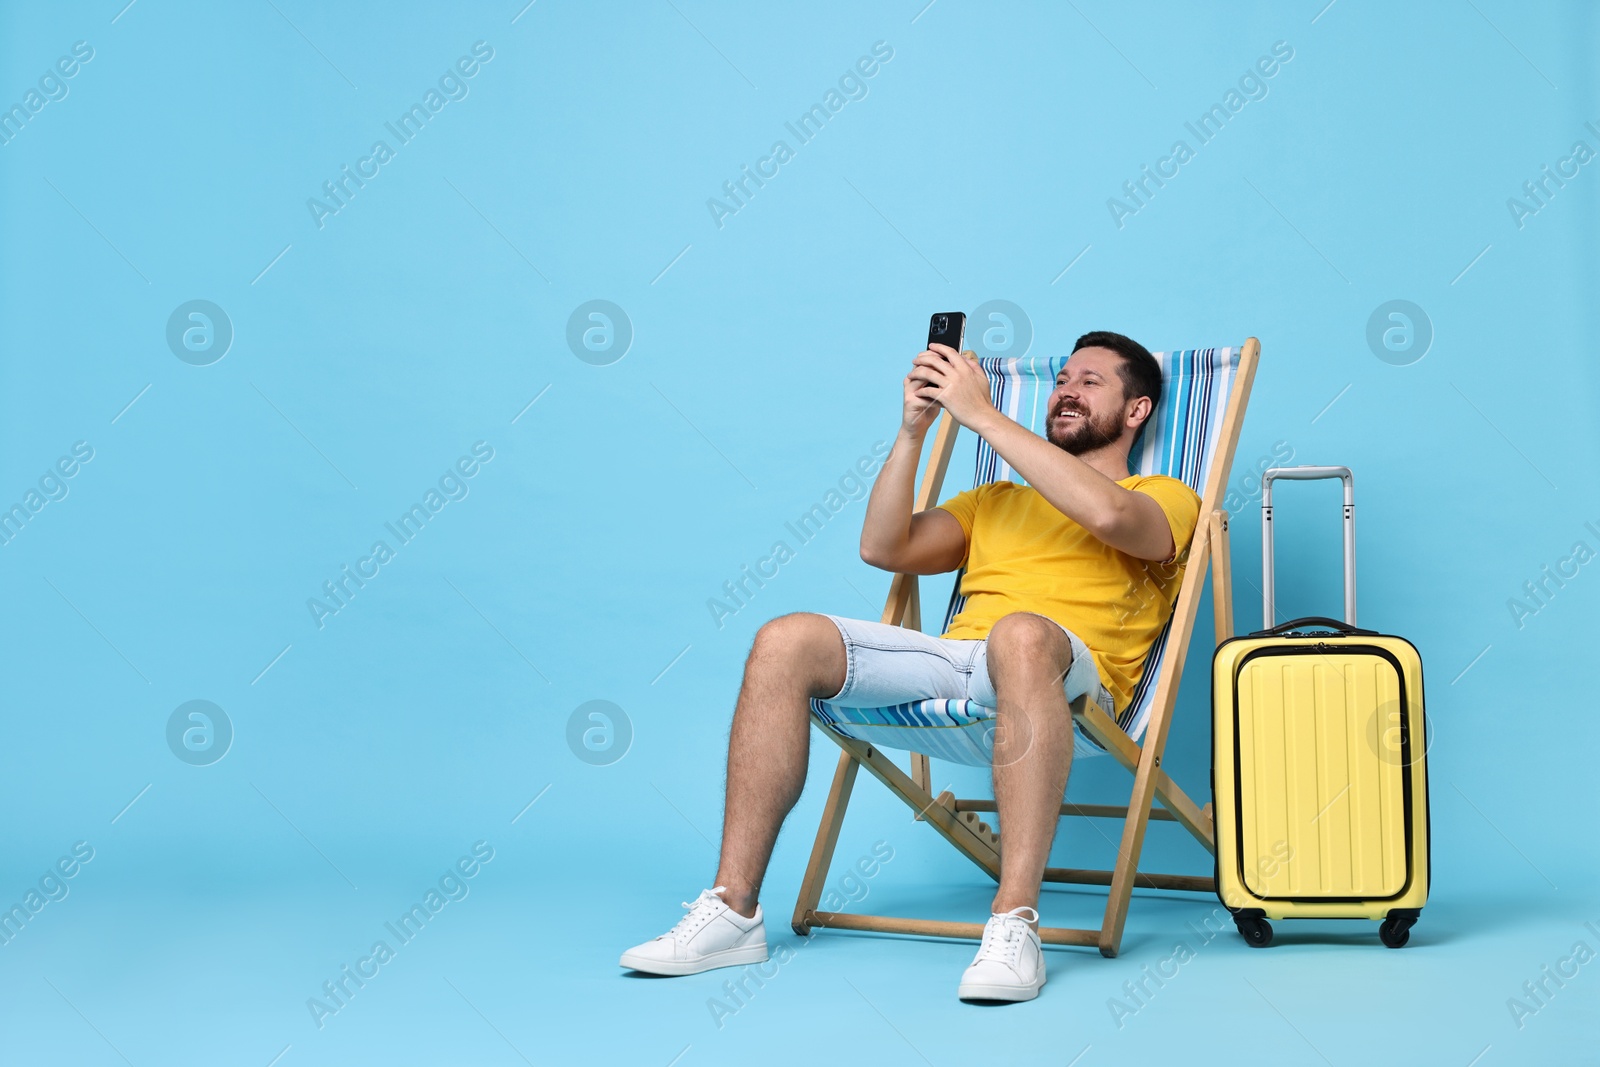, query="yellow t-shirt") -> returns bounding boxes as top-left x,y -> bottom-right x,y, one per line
935,475 -> 1201,715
